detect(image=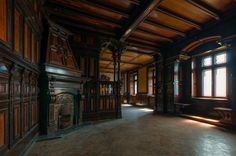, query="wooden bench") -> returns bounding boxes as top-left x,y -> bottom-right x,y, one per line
174,103 -> 191,114
214,107 -> 233,124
